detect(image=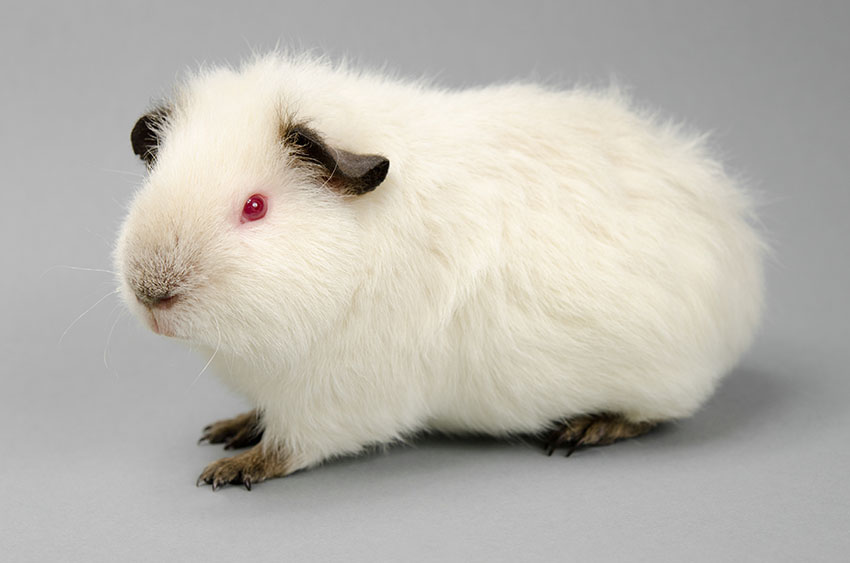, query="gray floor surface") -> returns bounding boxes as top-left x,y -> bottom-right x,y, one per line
2,1 -> 848,561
